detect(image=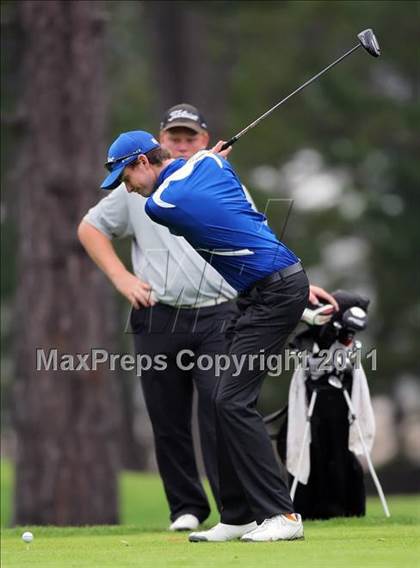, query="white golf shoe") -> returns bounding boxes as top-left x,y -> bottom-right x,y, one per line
169,514 -> 200,531
241,514 -> 304,542
189,521 -> 257,542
